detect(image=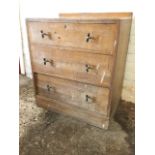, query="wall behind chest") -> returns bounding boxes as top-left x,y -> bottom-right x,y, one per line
20,0 -> 135,103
